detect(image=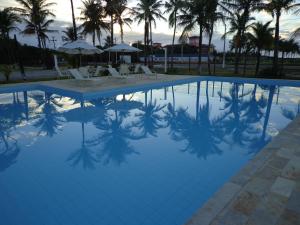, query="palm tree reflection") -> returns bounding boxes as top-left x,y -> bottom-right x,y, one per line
134,90 -> 166,137
31,92 -> 65,137
166,82 -> 225,159
88,109 -> 140,166
66,123 -> 98,170
218,83 -> 252,146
